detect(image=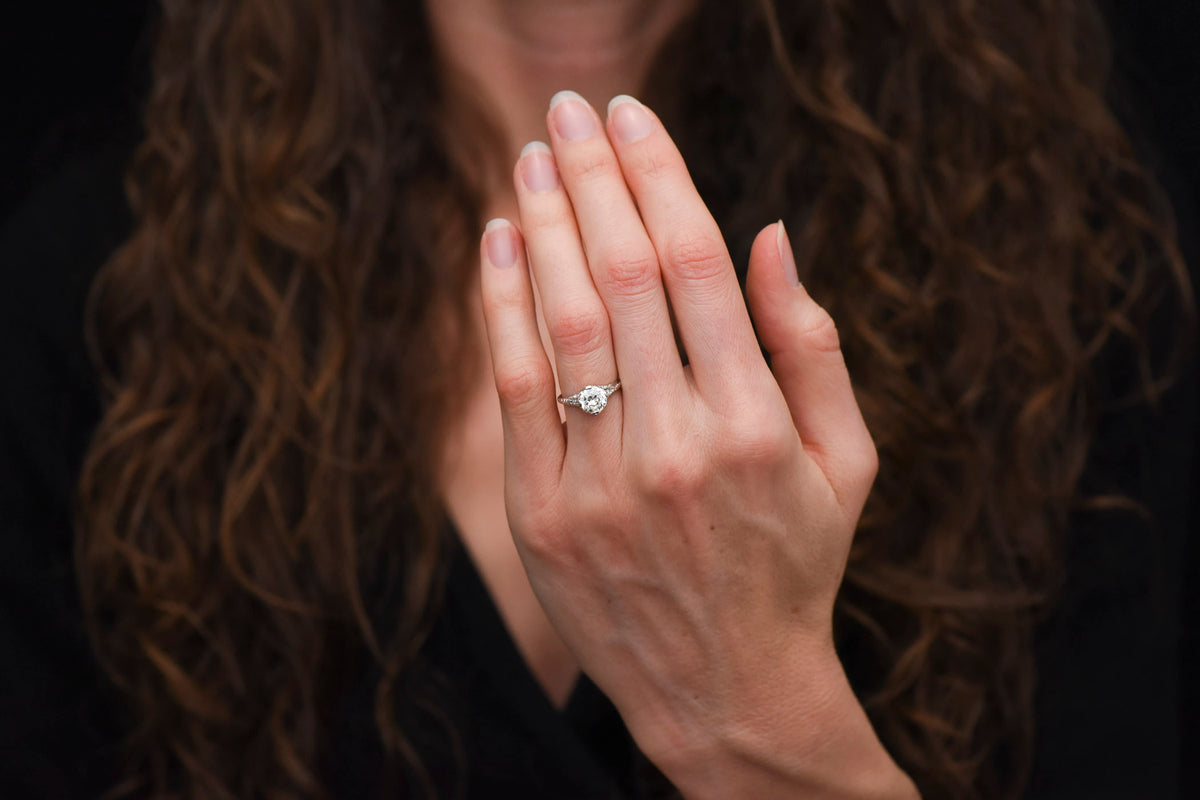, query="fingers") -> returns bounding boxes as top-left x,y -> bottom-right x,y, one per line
745,222 -> 878,513
480,218 -> 565,499
513,140 -> 624,457
543,91 -> 687,415
602,95 -> 770,402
